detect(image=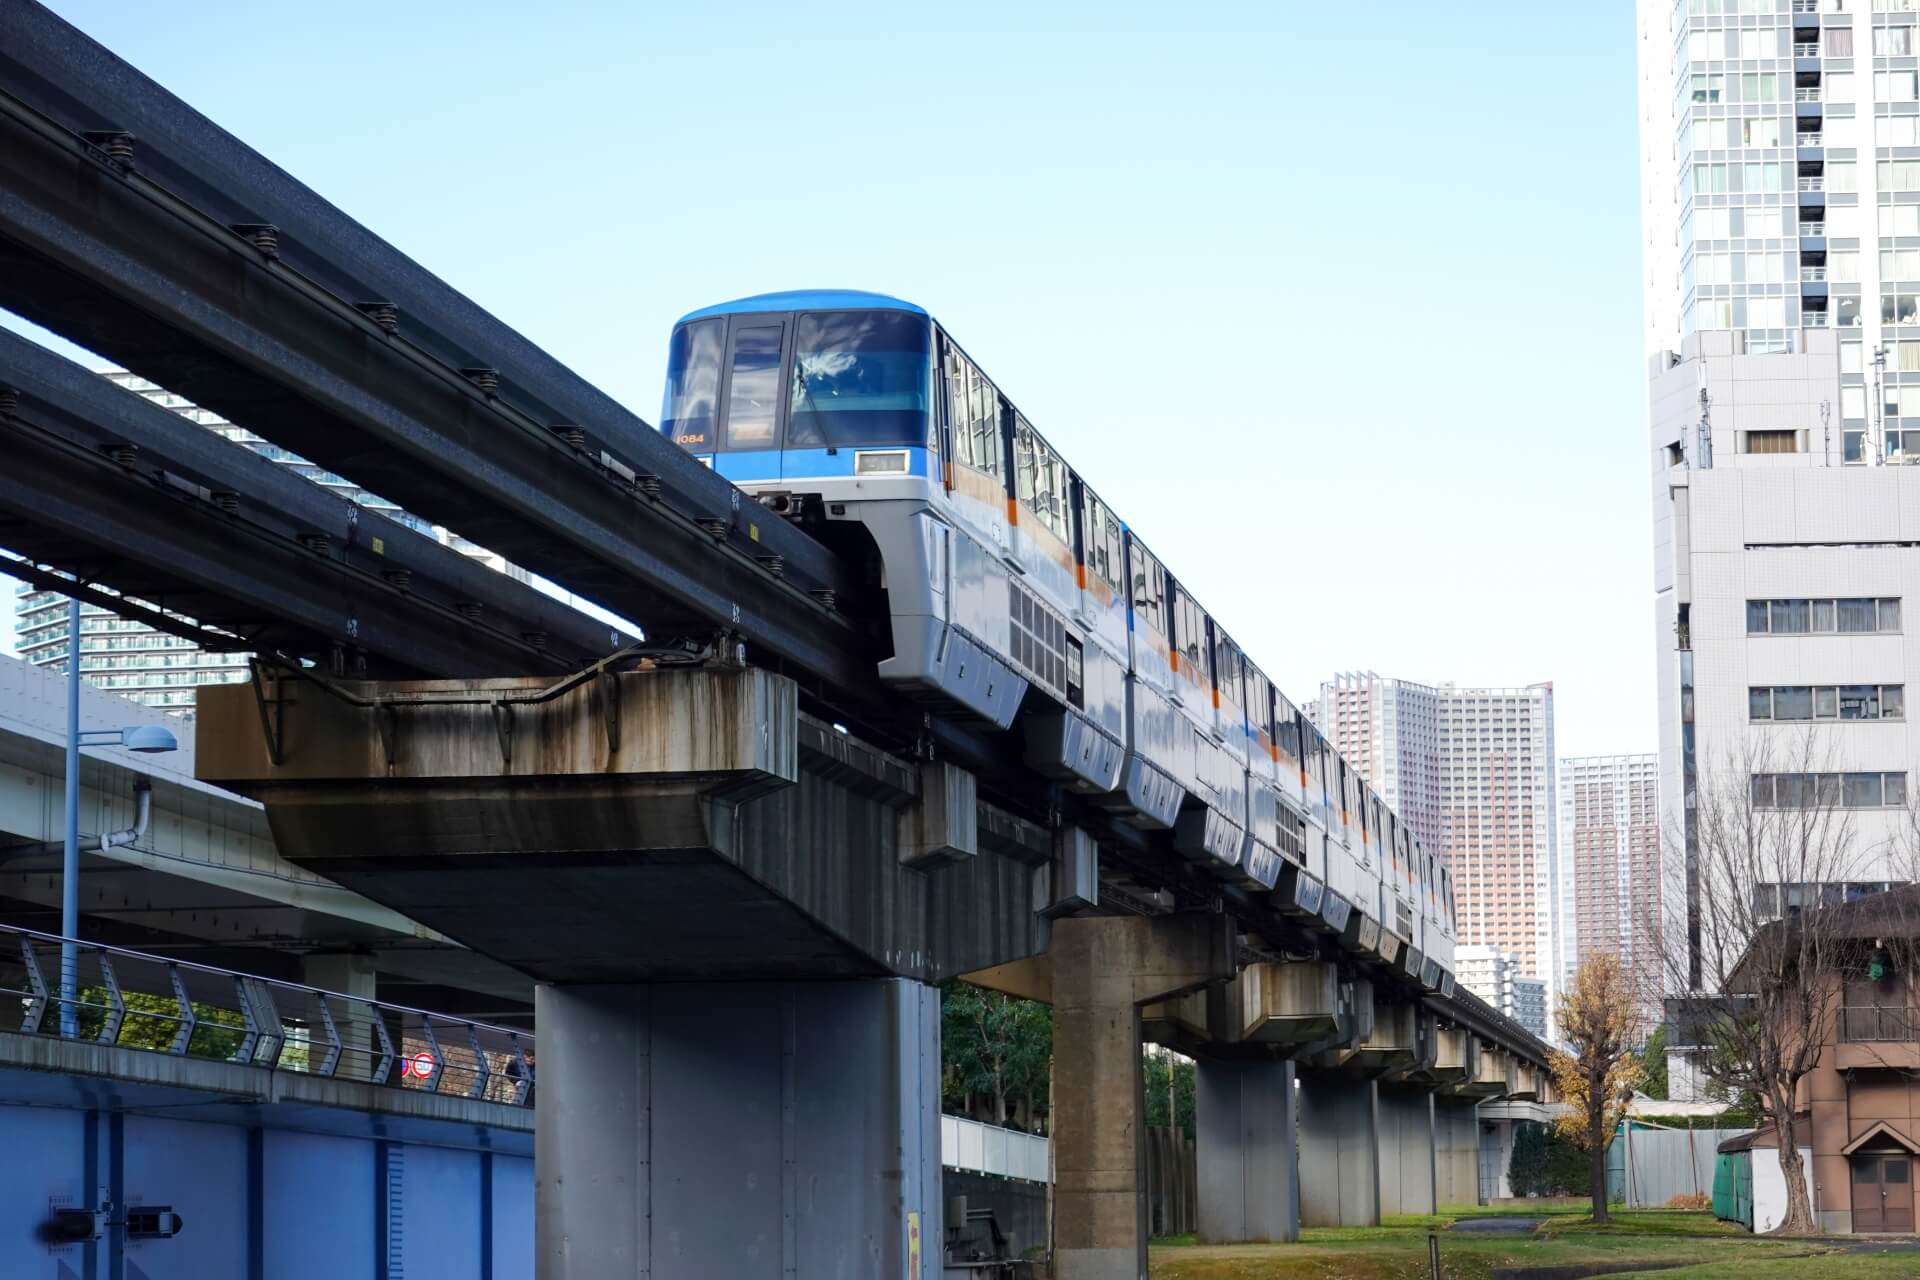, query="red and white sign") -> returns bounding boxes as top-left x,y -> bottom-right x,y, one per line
400,1051 -> 436,1078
